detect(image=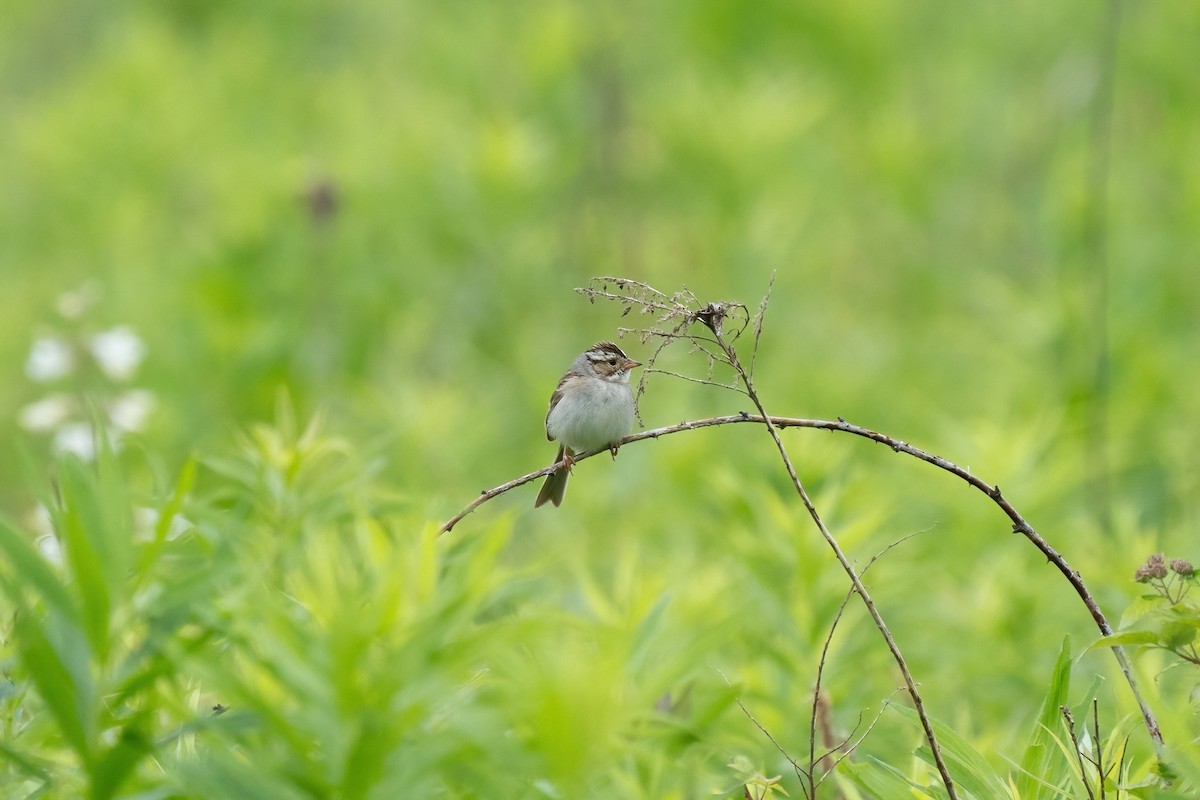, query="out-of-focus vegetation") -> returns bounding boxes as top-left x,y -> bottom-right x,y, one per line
2,0 -> 1198,797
